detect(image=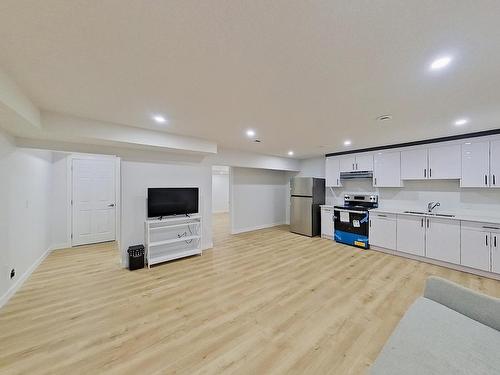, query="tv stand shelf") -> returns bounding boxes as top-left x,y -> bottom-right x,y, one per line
145,214 -> 202,268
